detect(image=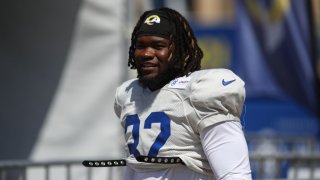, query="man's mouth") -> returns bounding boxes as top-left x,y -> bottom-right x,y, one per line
141,63 -> 158,72
142,62 -> 158,68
